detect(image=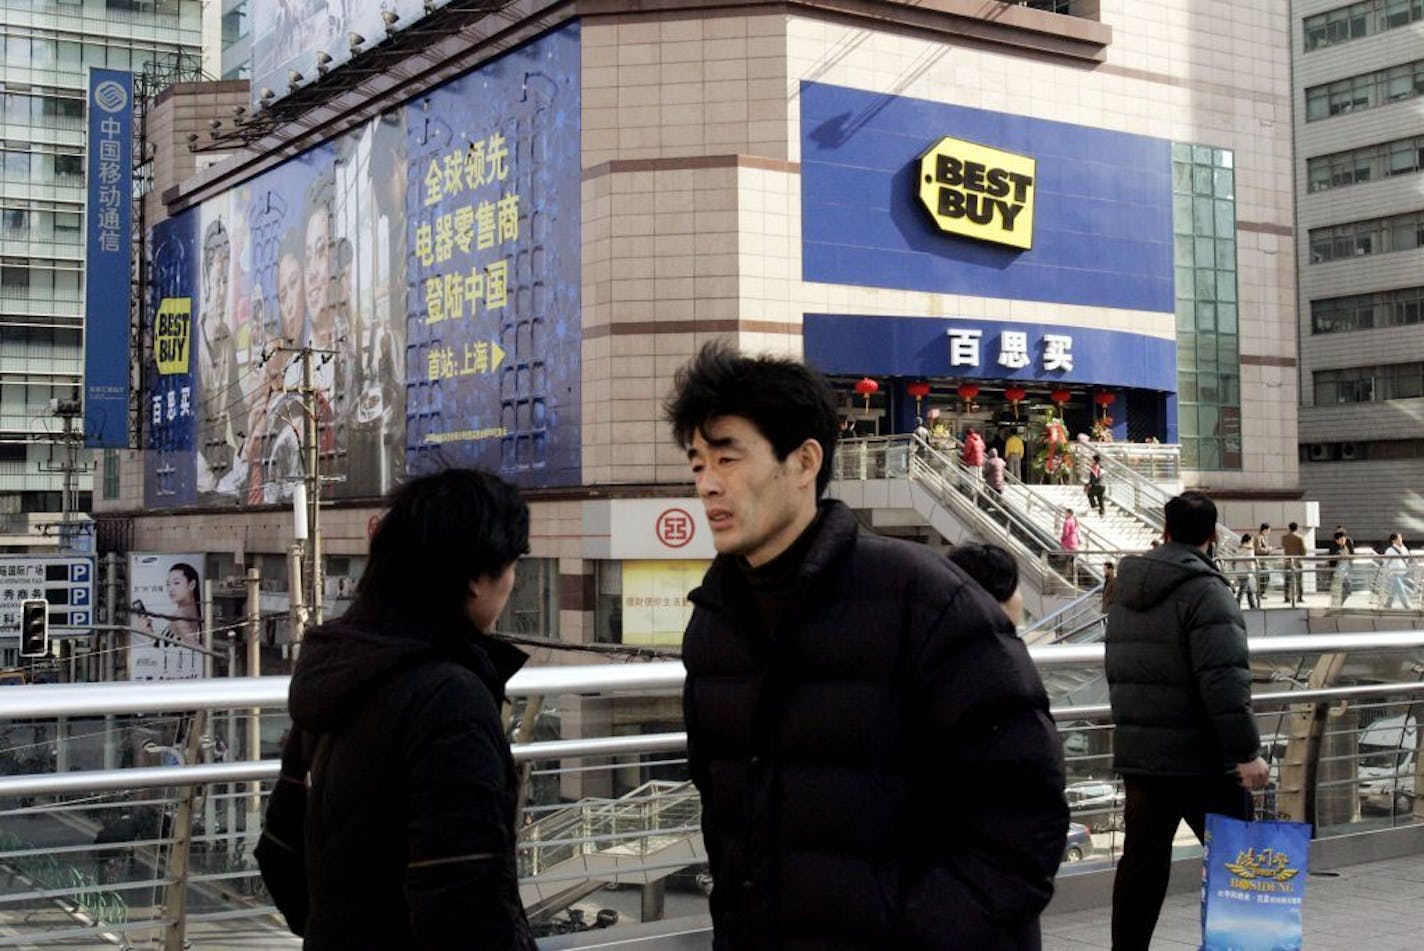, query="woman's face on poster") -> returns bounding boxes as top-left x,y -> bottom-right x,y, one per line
278,253 -> 304,341
304,211 -> 330,321
166,569 -> 195,605
203,249 -> 229,329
